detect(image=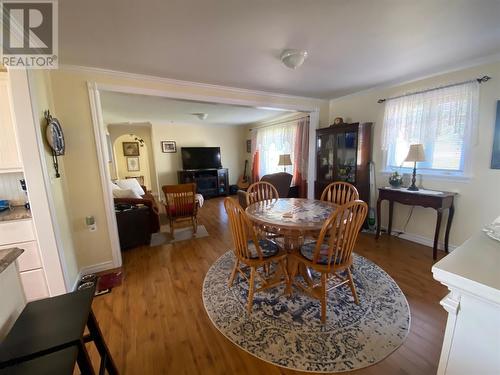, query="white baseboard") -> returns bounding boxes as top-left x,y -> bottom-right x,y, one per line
379,226 -> 457,251
80,260 -> 115,275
